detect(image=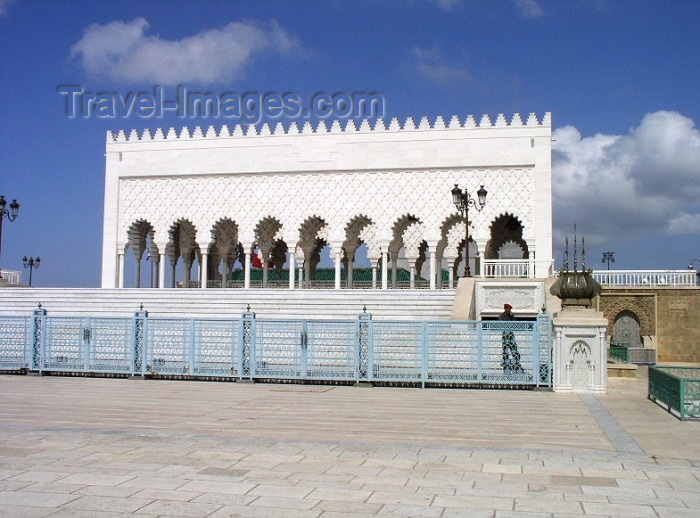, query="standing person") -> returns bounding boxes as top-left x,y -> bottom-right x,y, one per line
498,303 -> 515,321
498,303 -> 523,373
